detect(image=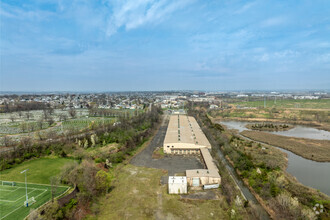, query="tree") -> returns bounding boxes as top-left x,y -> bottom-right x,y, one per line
50,176 -> 60,202
25,111 -> 32,120
3,135 -> 12,147
59,113 -> 68,121
9,114 -> 16,122
95,170 -> 112,194
20,122 -> 27,132
68,108 -> 77,118
43,109 -> 49,120
20,136 -> 32,149
47,107 -> 54,115
37,119 -> 44,130
47,117 -> 55,126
